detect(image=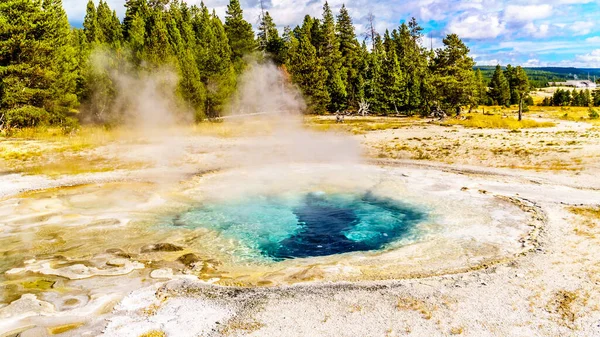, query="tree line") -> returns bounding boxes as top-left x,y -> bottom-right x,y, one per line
0,0 -> 541,130
540,88 -> 600,107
